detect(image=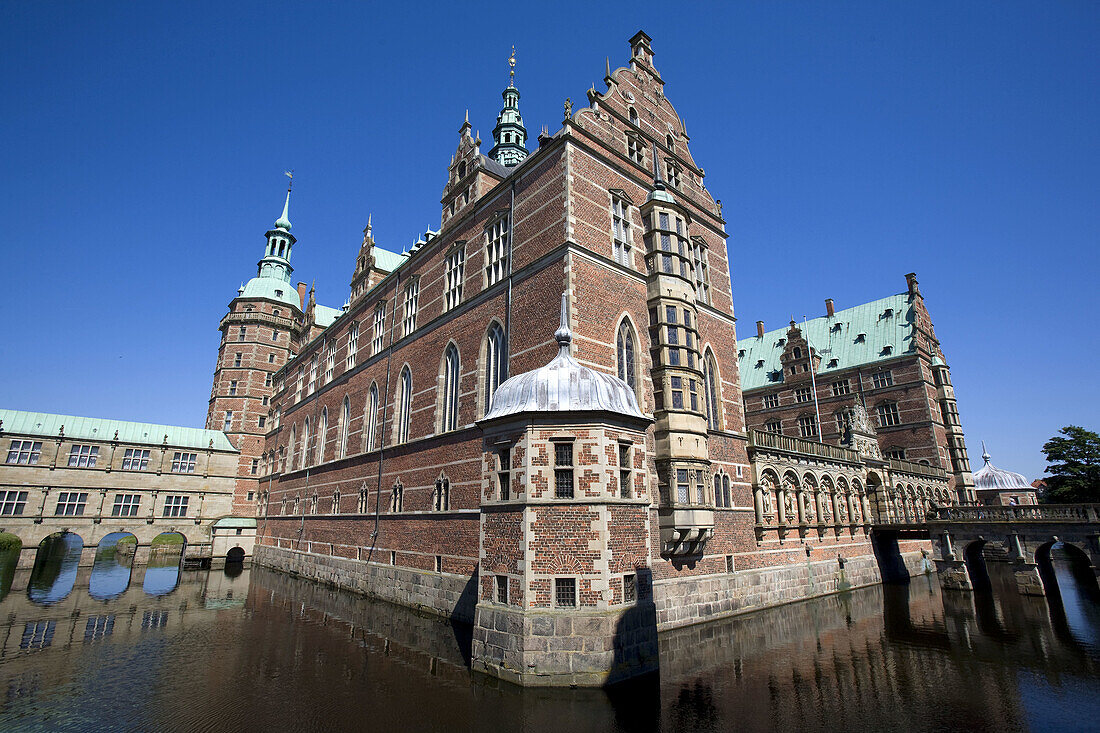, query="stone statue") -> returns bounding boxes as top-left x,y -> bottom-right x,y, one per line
761,487 -> 772,515
564,97 -> 573,118
783,490 -> 795,521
